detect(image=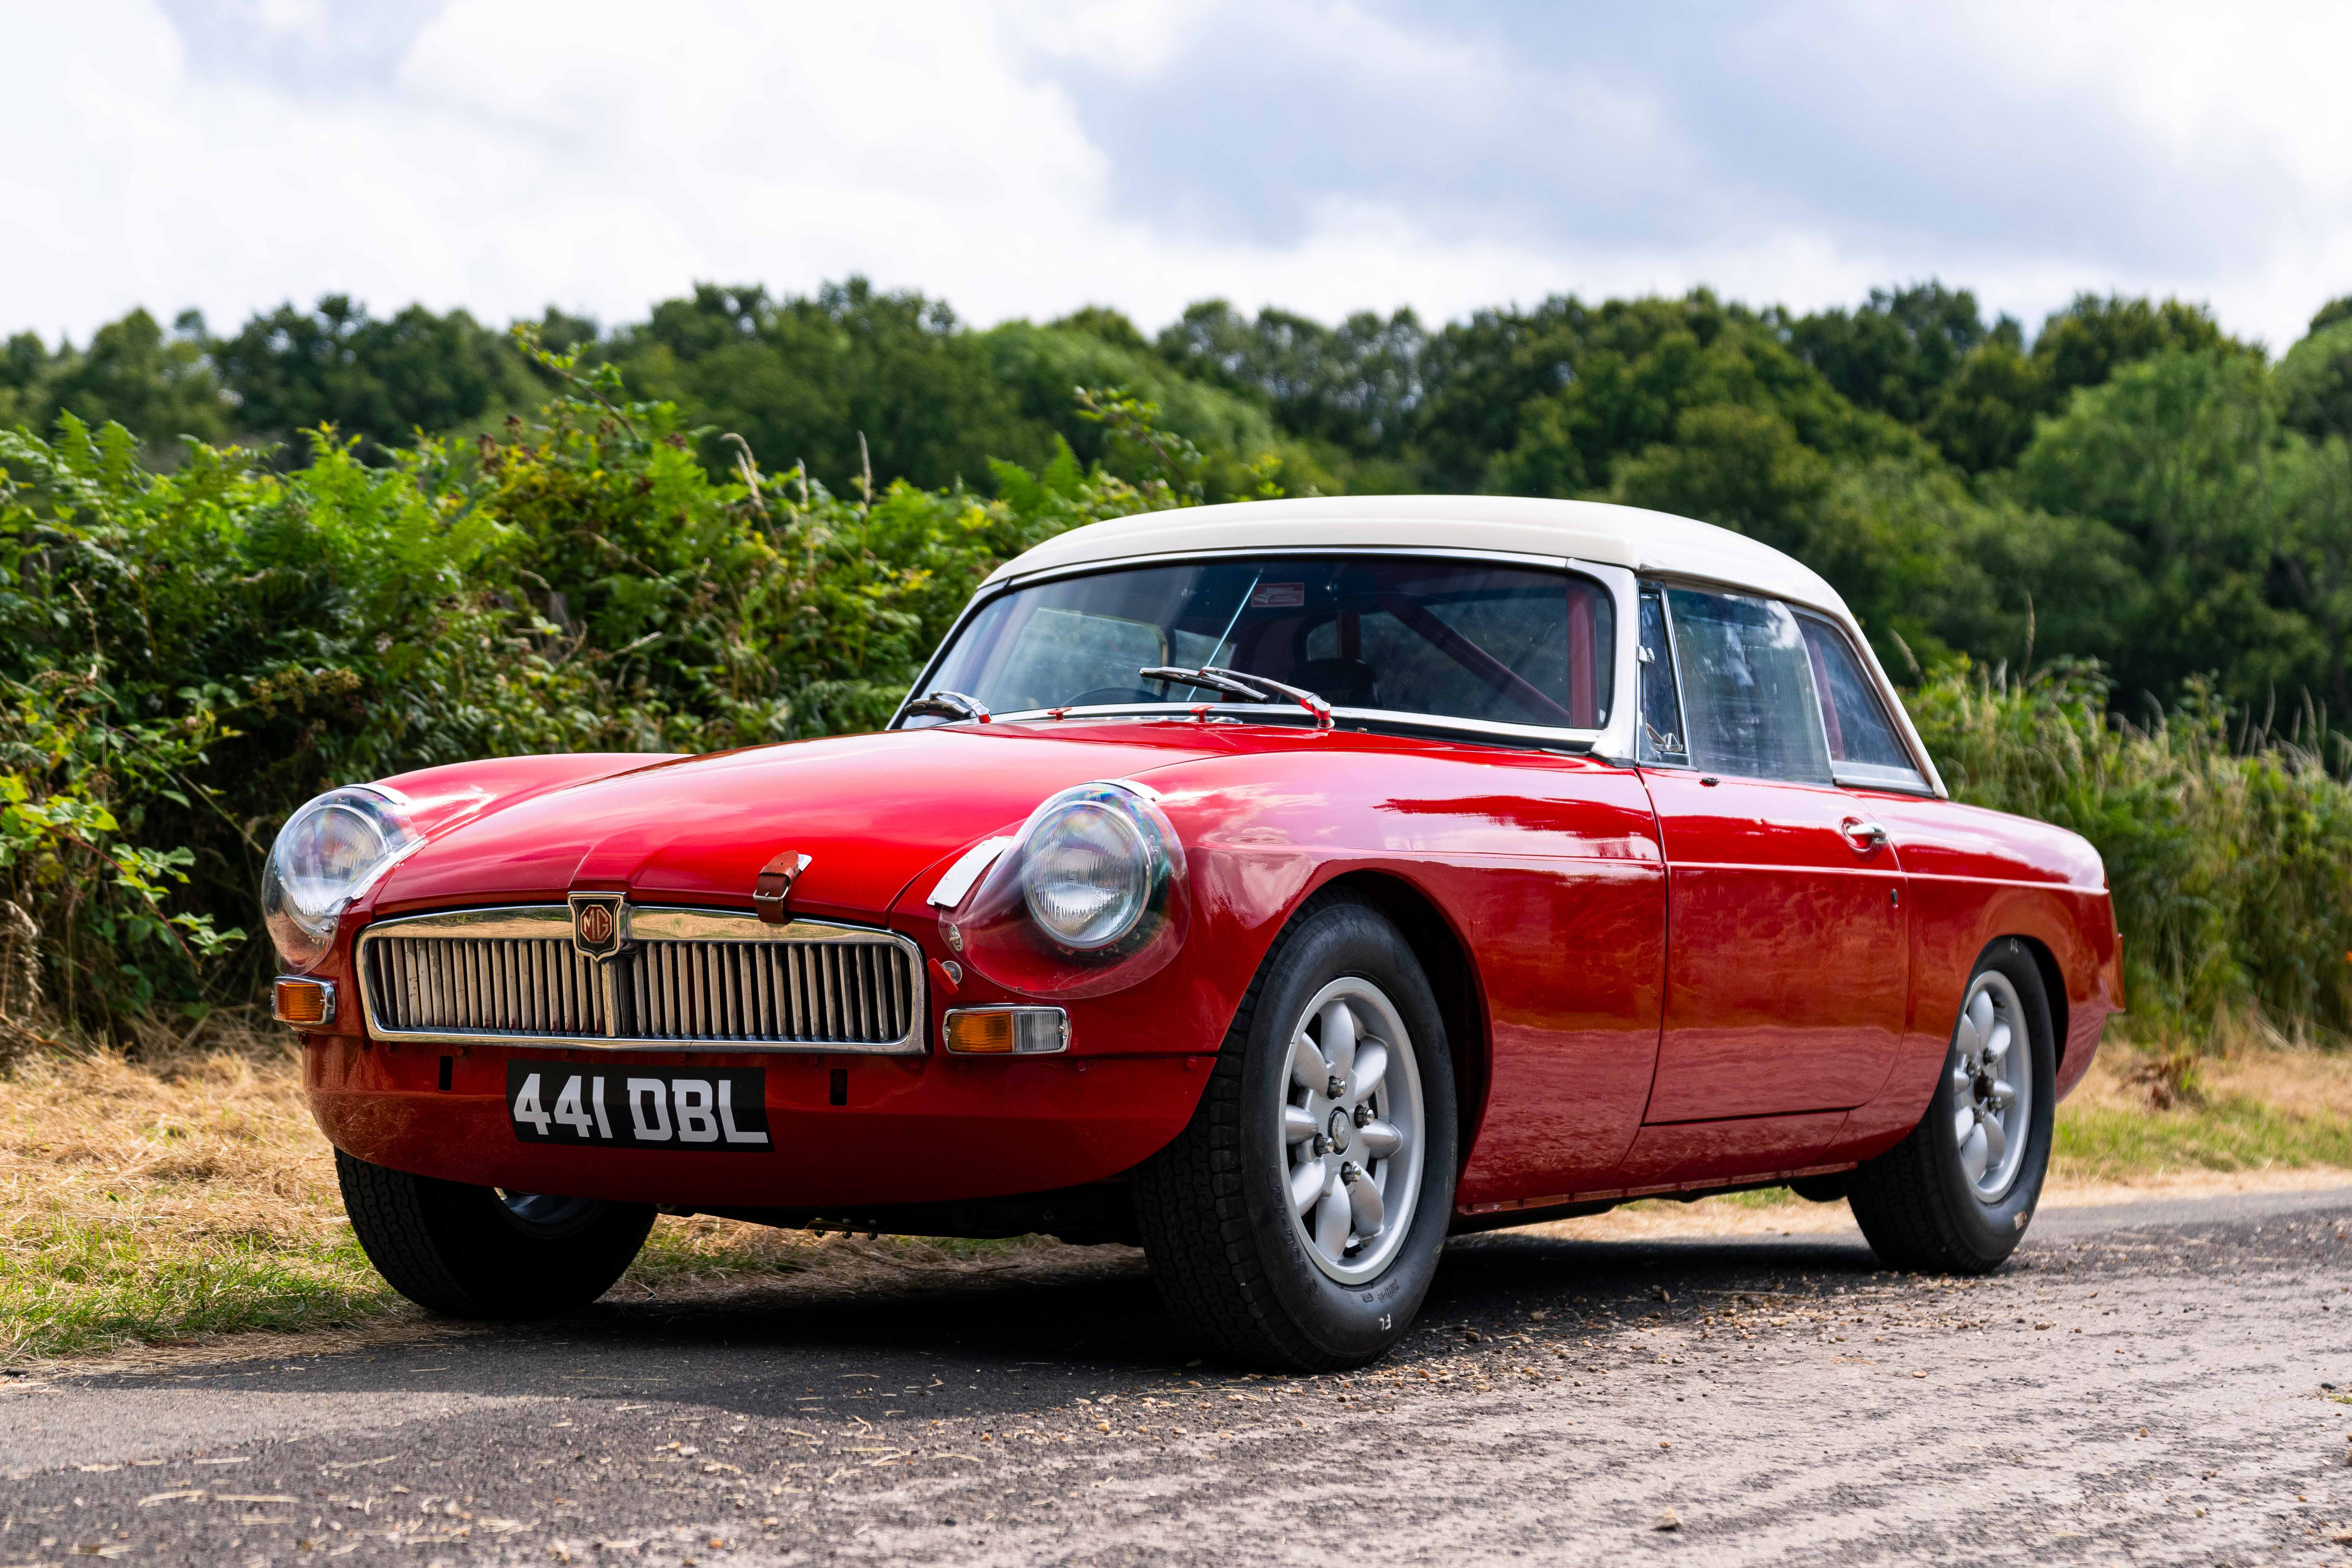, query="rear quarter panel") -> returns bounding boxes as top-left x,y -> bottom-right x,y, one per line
1828,790 -> 2121,1165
